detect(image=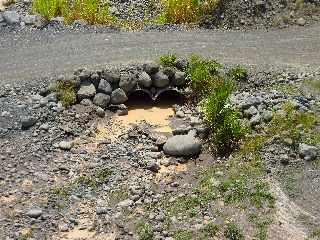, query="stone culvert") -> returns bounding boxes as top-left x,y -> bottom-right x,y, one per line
44,59 -> 188,109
